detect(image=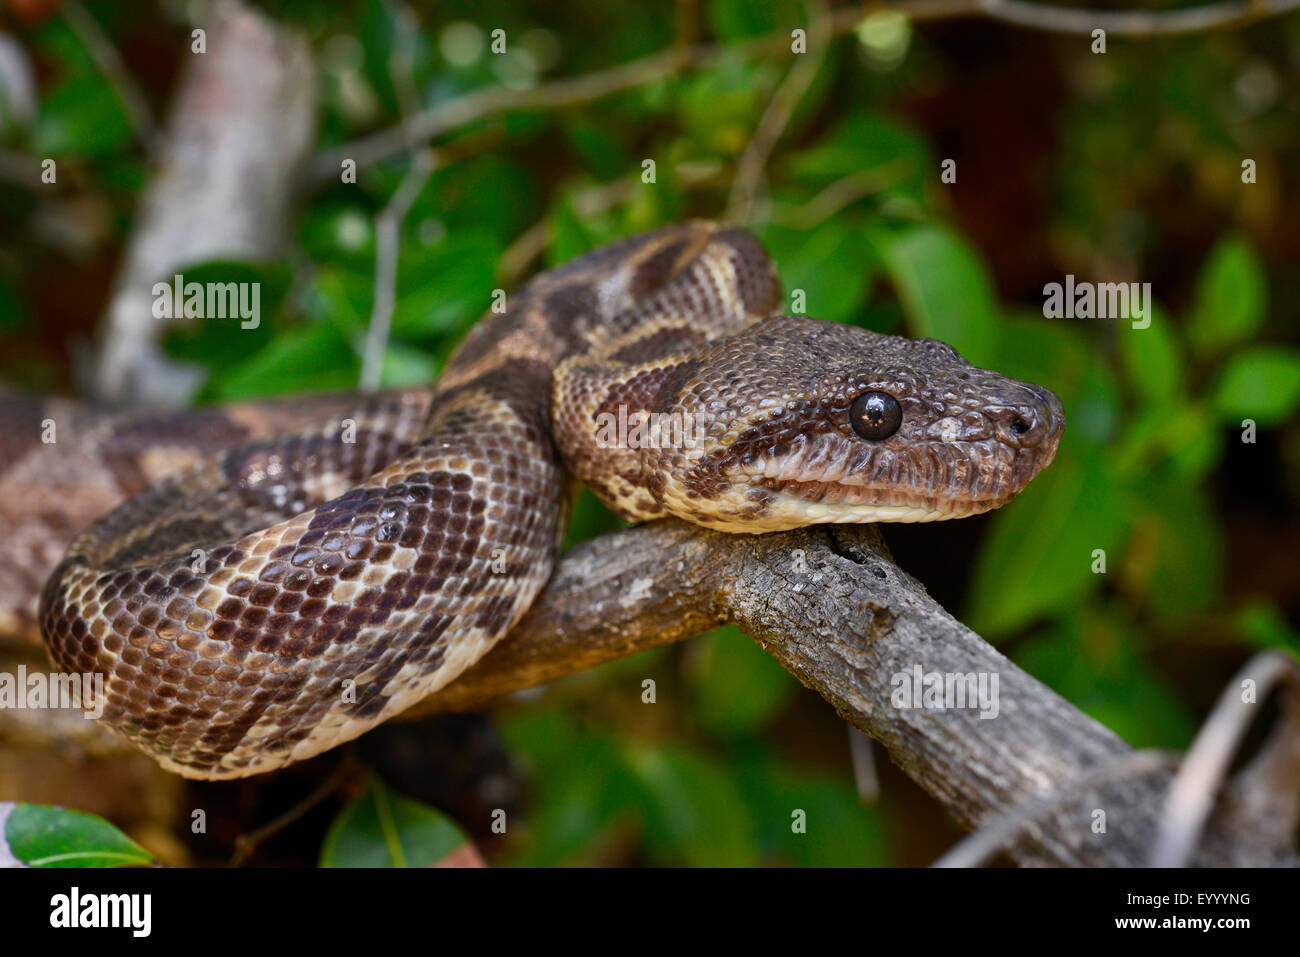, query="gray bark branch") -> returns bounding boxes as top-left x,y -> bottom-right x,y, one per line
418,520 -> 1300,867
